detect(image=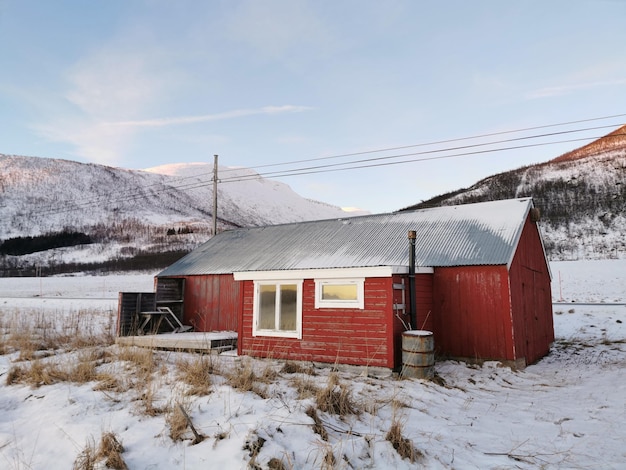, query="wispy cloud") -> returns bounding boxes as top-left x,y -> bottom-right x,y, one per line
526,78 -> 626,99
33,40 -> 172,164
104,105 -> 314,129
